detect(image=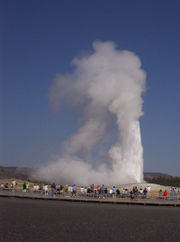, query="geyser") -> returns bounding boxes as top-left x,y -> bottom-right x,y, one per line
37,41 -> 146,185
